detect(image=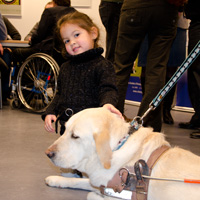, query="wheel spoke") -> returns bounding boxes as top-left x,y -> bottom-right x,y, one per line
17,53 -> 59,112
